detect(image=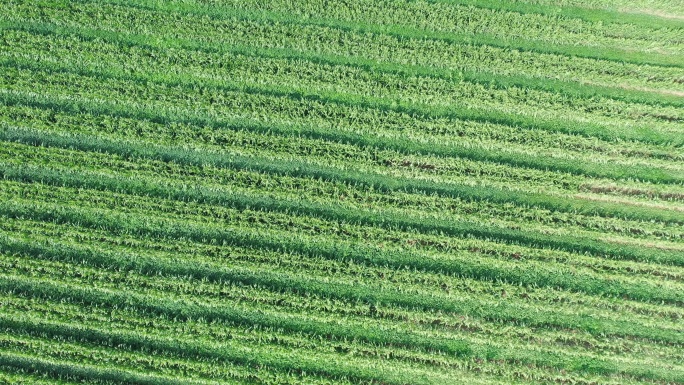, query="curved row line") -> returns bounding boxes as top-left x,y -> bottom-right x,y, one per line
10,154 -> 684,271
0,350 -> 201,385
6,19 -> 683,111
0,306 -> 645,385
1,200 -> 683,333
0,313 -> 548,385
0,331 -> 353,384
3,58 -> 683,182
155,0 -> 684,59
216,0 -> 684,41
386,0 -> 684,29
5,227 -> 679,333
0,250 -> 473,359
9,36 -> 683,133
2,124 -> 682,228
4,48 -> 681,149
4,128 -> 682,260
8,152 -> 684,255
7,209 -> 682,298
0,274 -> 680,383
7,182 -> 684,295
81,0 -> 684,68
0,324 -> 334,385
